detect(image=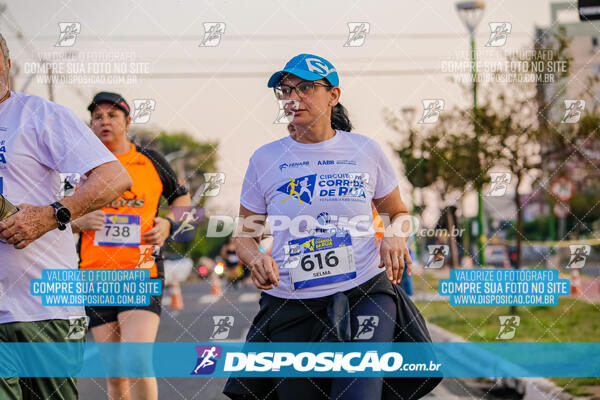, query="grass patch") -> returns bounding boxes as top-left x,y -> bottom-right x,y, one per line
551,378 -> 600,397
415,298 -> 600,395
414,298 -> 600,342
411,273 -> 440,293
